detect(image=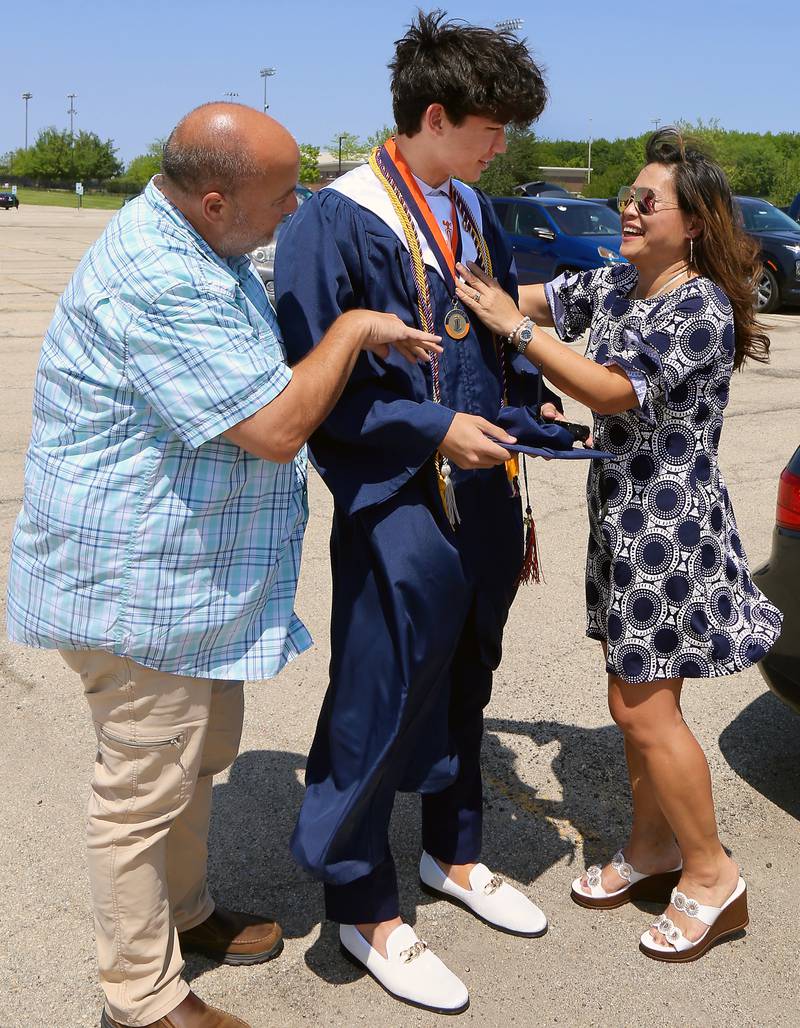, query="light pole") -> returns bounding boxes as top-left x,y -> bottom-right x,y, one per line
260,67 -> 276,112
67,93 -> 78,138
338,135 -> 344,177
495,17 -> 524,32
224,91 -> 239,100
652,117 -> 661,132
587,117 -> 593,186
22,92 -> 32,149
